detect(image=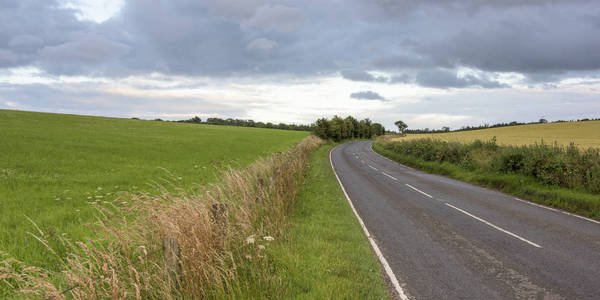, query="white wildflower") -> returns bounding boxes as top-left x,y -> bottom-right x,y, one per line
258,245 -> 265,250
263,236 -> 274,242
246,236 -> 255,244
